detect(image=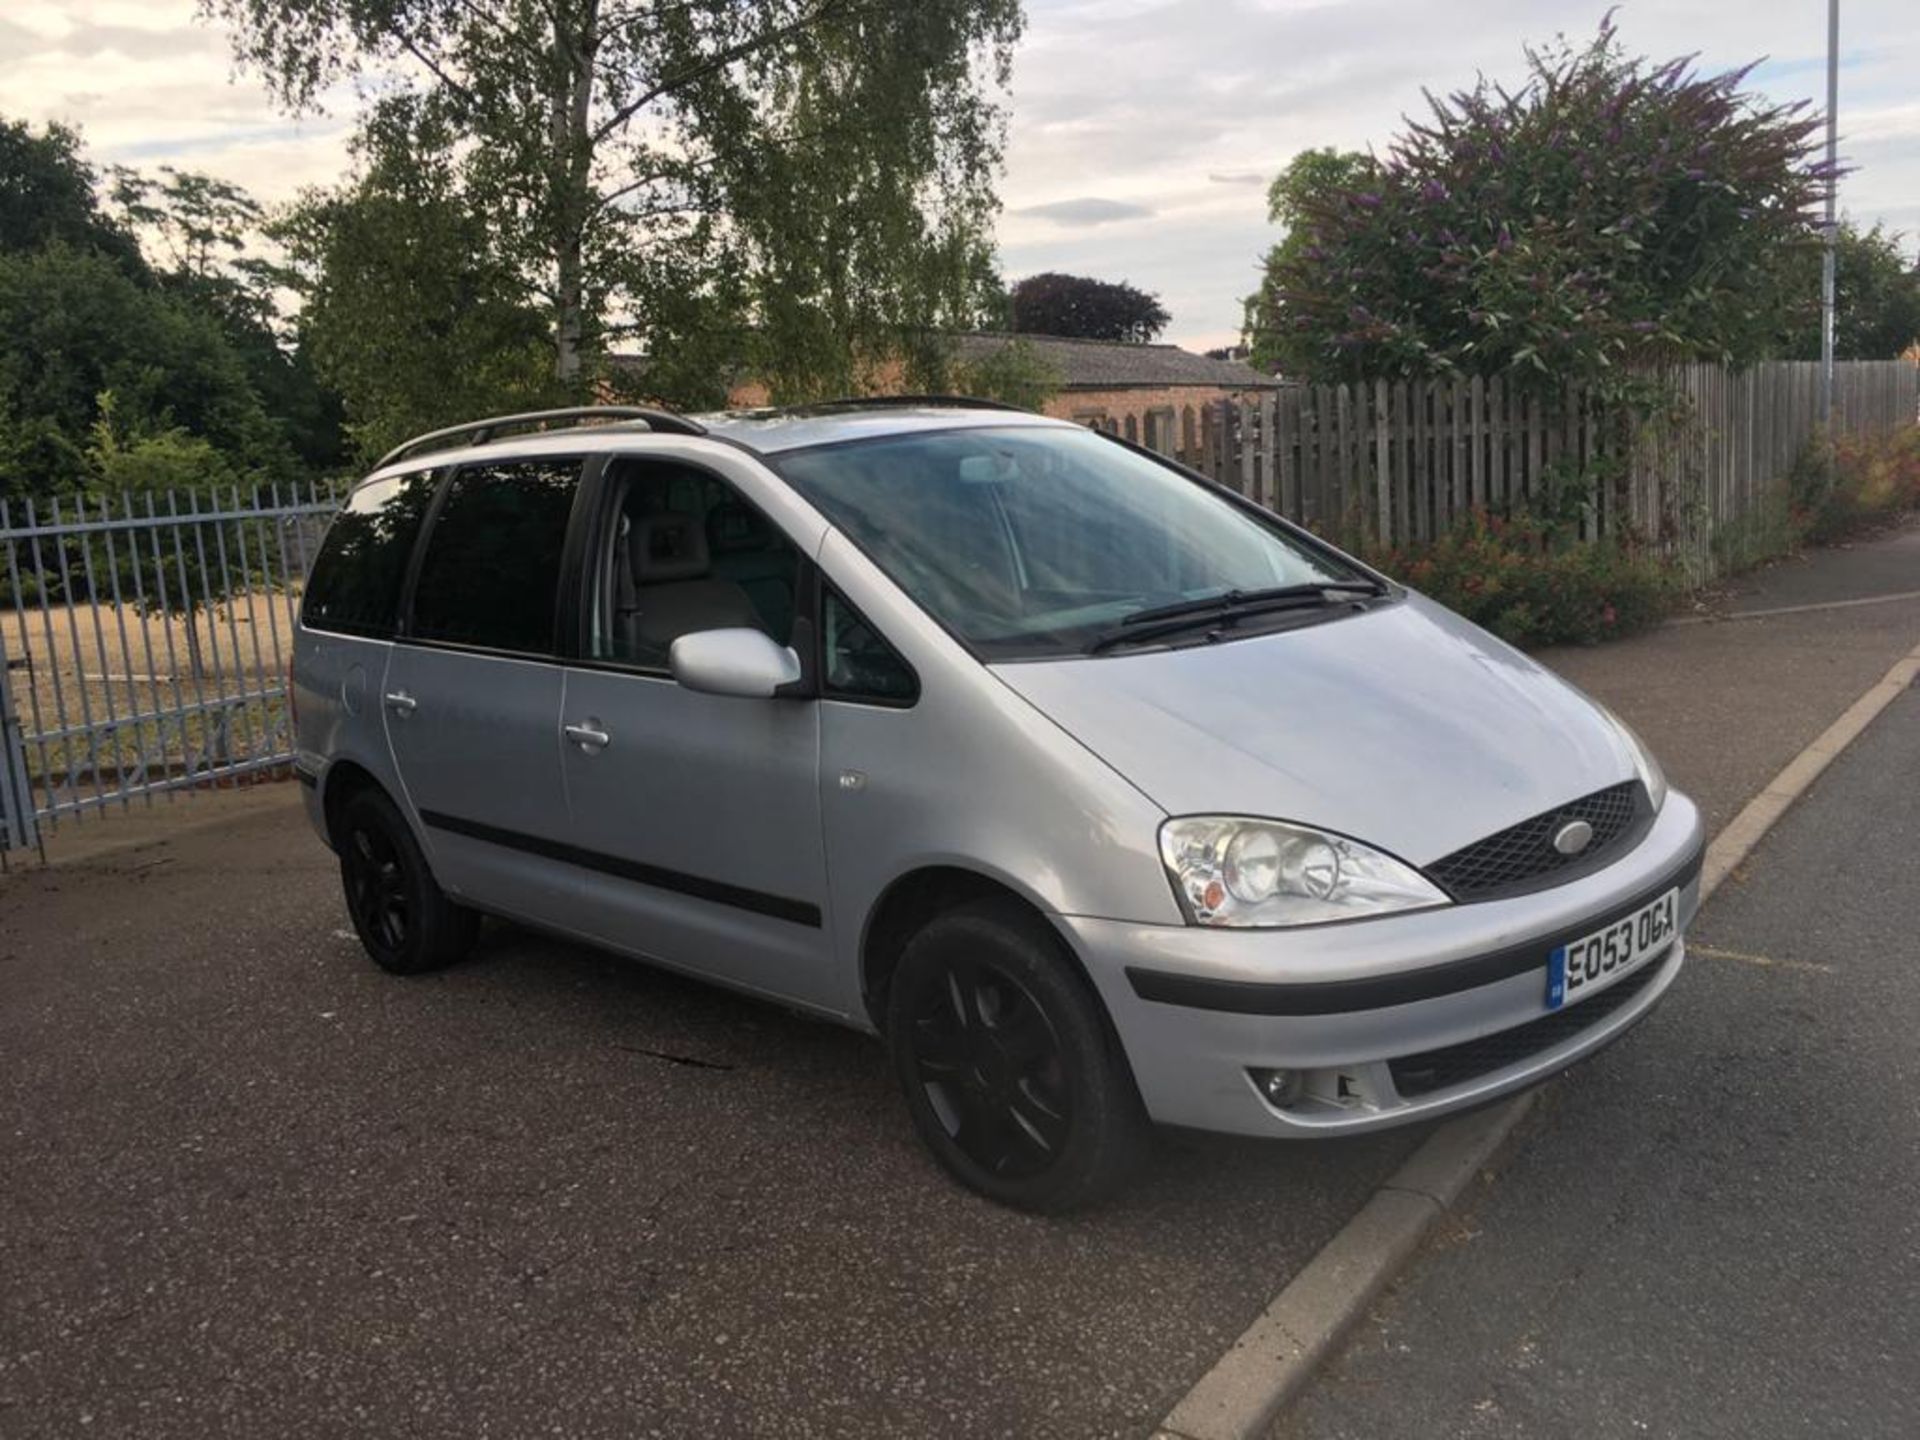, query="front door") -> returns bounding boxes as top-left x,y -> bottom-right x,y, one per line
555,455 -> 837,1012
382,455 -> 583,920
